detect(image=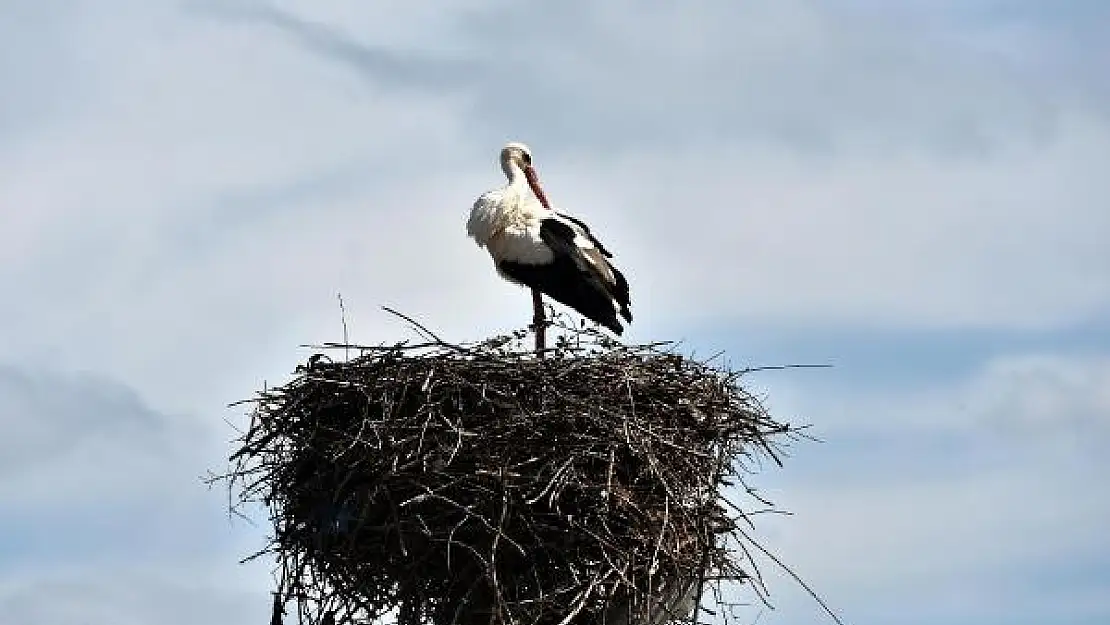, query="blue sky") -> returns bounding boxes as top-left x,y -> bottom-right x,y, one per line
1,1 -> 1108,623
